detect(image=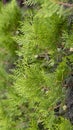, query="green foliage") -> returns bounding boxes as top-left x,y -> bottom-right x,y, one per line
0,1 -> 22,129
0,0 -> 22,96
0,0 -> 21,56
0,0 -> 73,130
